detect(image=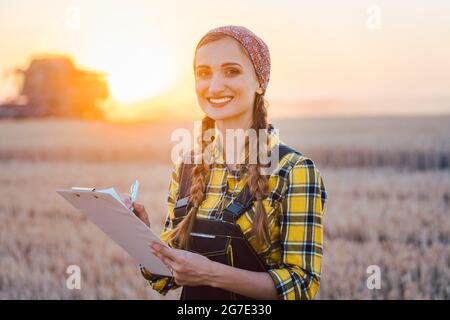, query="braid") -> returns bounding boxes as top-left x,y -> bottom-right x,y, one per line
246,93 -> 271,248
168,116 -> 215,249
